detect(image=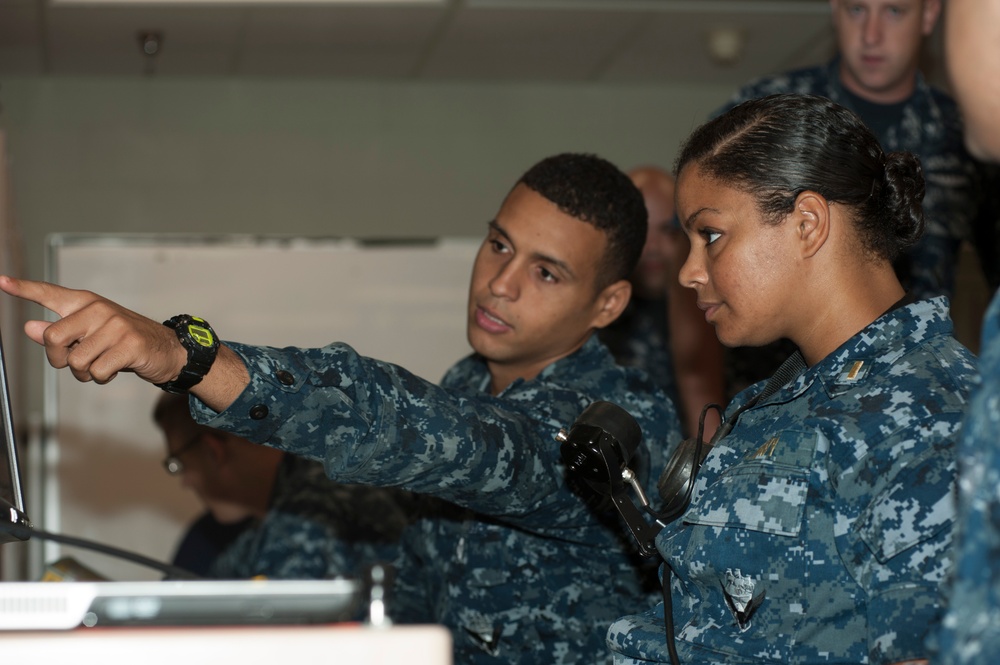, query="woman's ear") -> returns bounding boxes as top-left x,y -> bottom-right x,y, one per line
793,191 -> 831,259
